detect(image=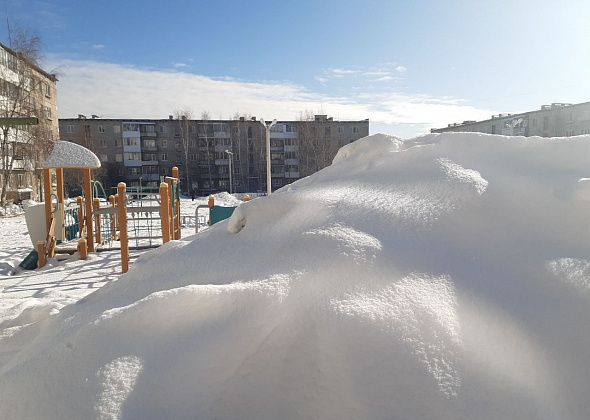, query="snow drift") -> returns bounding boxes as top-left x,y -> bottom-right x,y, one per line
1,132 -> 590,419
